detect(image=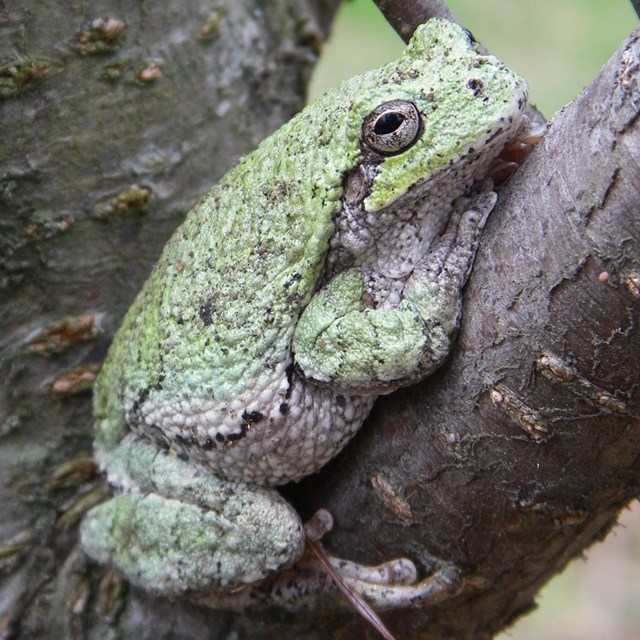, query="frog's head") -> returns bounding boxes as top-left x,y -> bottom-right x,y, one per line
355,18 -> 529,212
331,19 -> 528,278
